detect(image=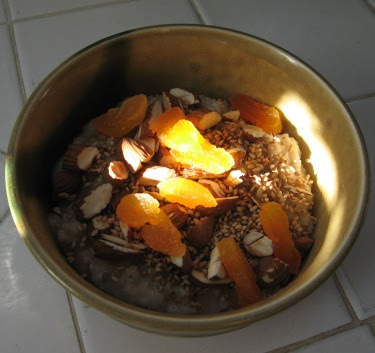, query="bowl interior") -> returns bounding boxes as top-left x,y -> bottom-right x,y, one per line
6,25 -> 369,336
